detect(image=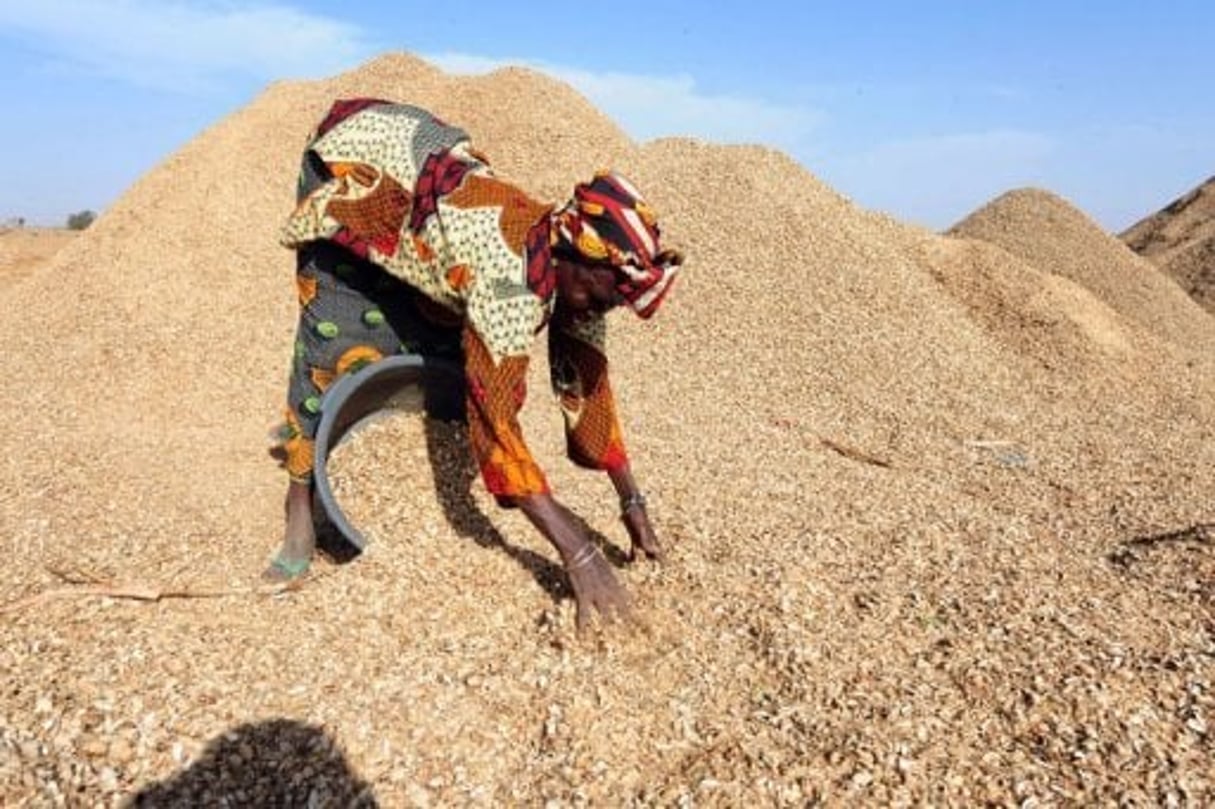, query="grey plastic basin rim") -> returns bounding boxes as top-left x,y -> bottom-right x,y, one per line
312,353 -> 465,551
